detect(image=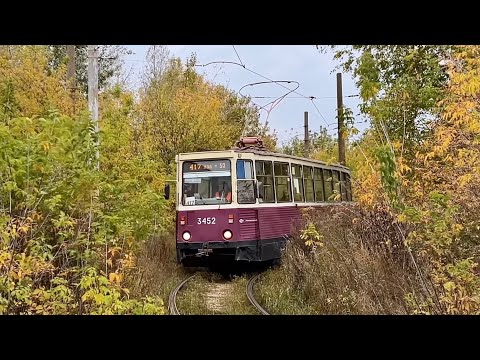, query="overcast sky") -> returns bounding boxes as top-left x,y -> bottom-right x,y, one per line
122,45 -> 367,145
